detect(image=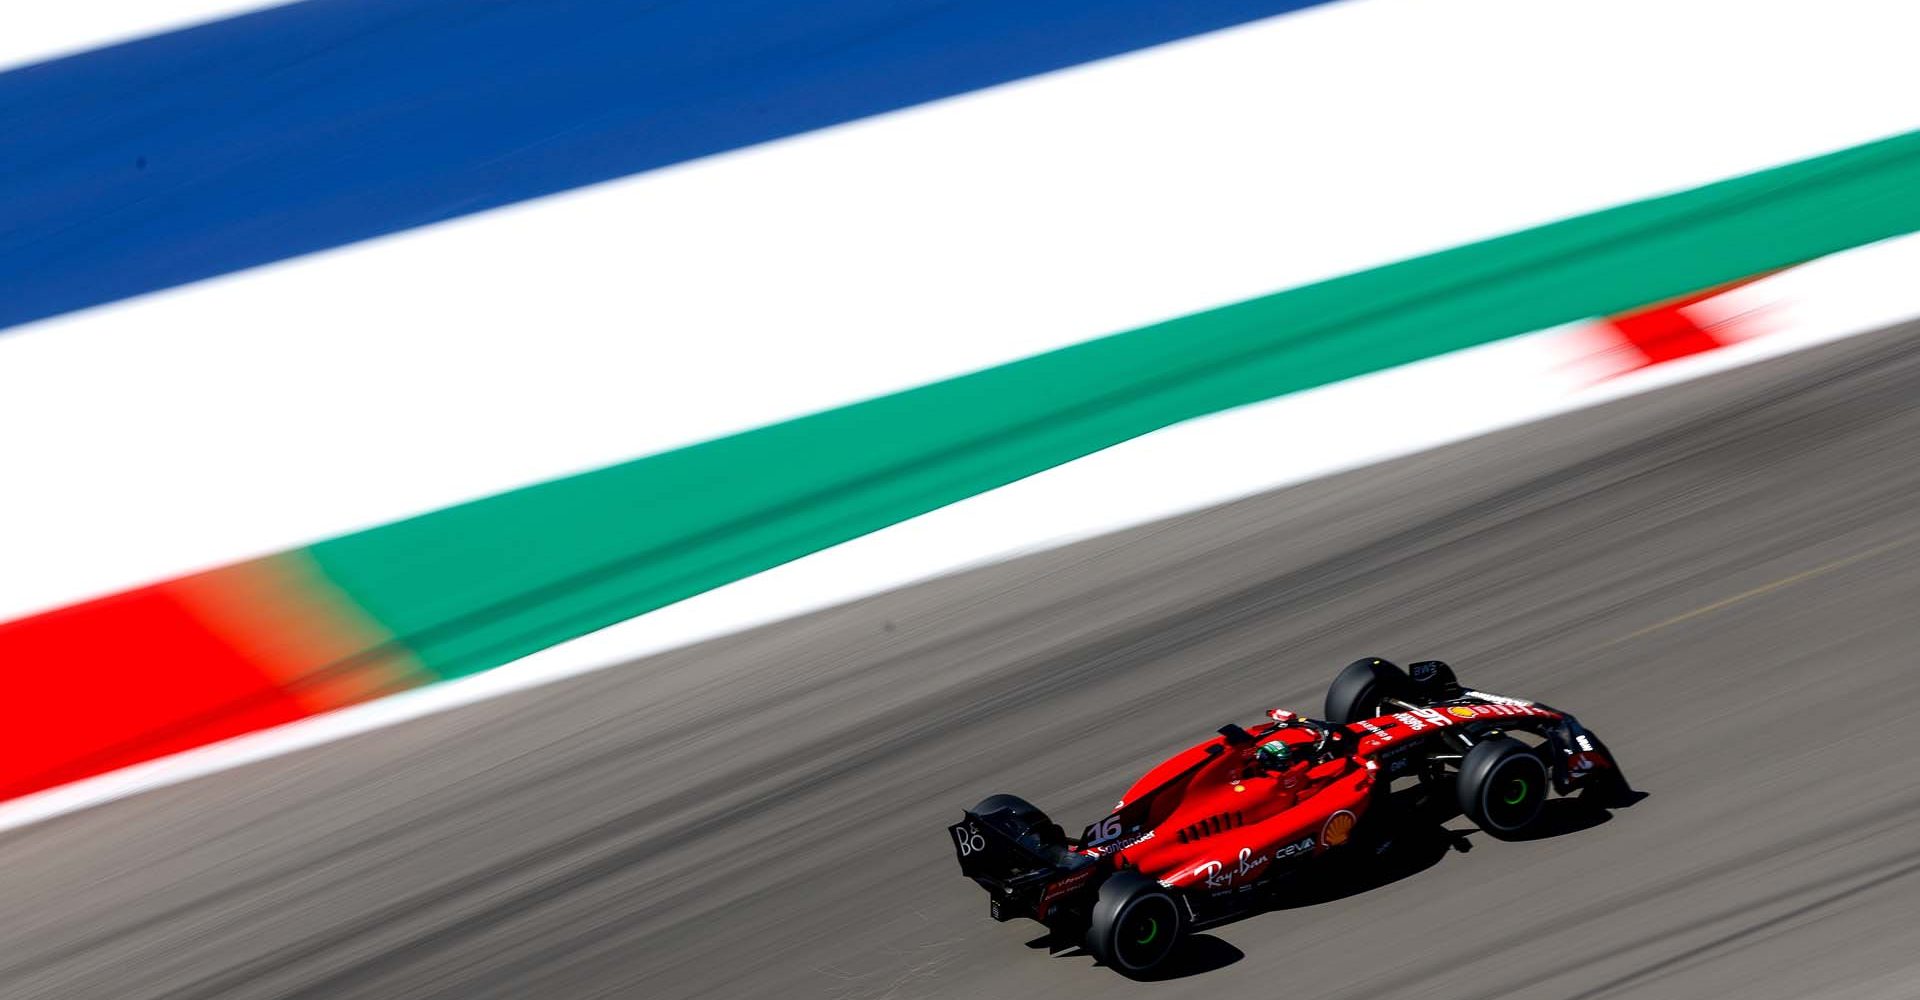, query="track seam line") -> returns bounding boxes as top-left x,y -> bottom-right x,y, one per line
1598,530 -> 1920,647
